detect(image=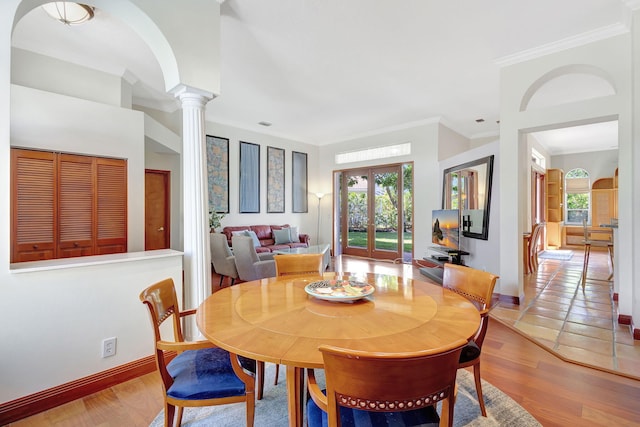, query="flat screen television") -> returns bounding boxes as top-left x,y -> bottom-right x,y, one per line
432,209 -> 460,251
